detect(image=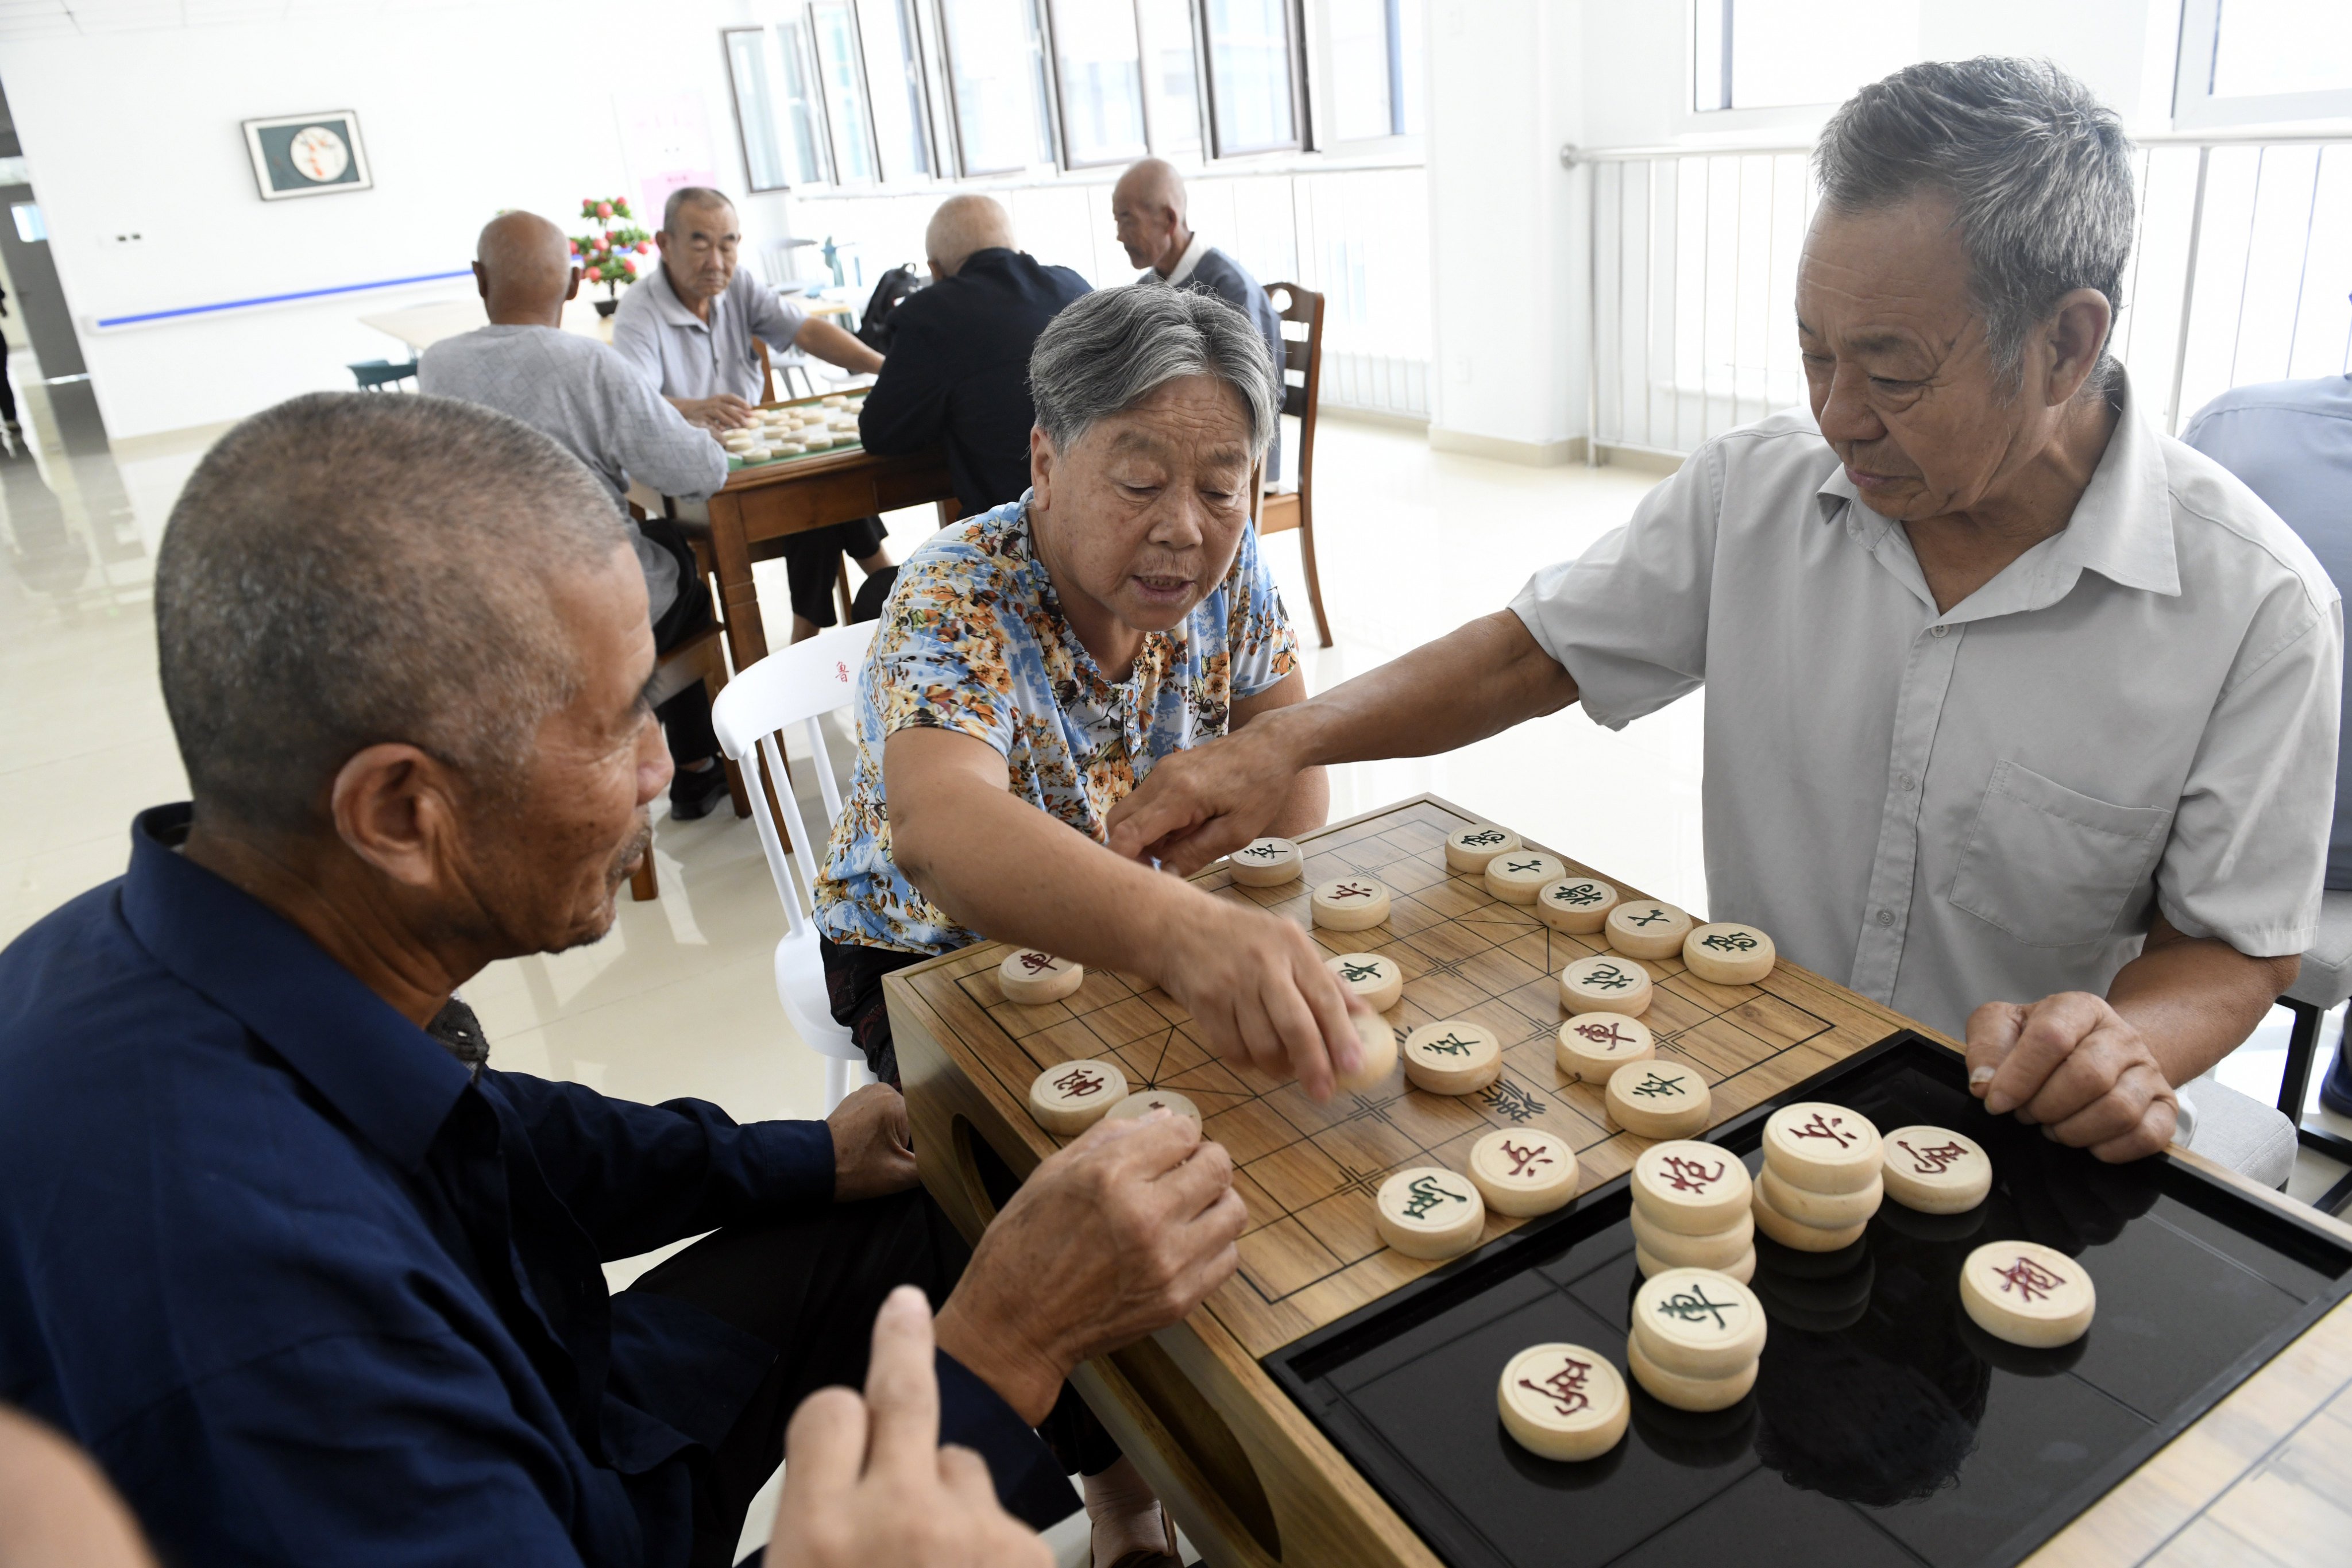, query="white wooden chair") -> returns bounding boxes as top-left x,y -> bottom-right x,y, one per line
711,621 -> 880,1112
